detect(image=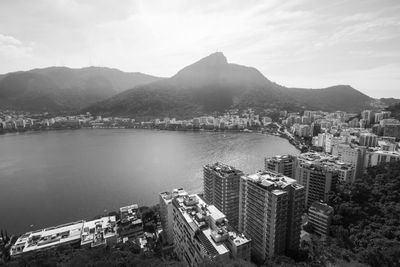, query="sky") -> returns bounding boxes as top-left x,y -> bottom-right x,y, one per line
0,0 -> 399,98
